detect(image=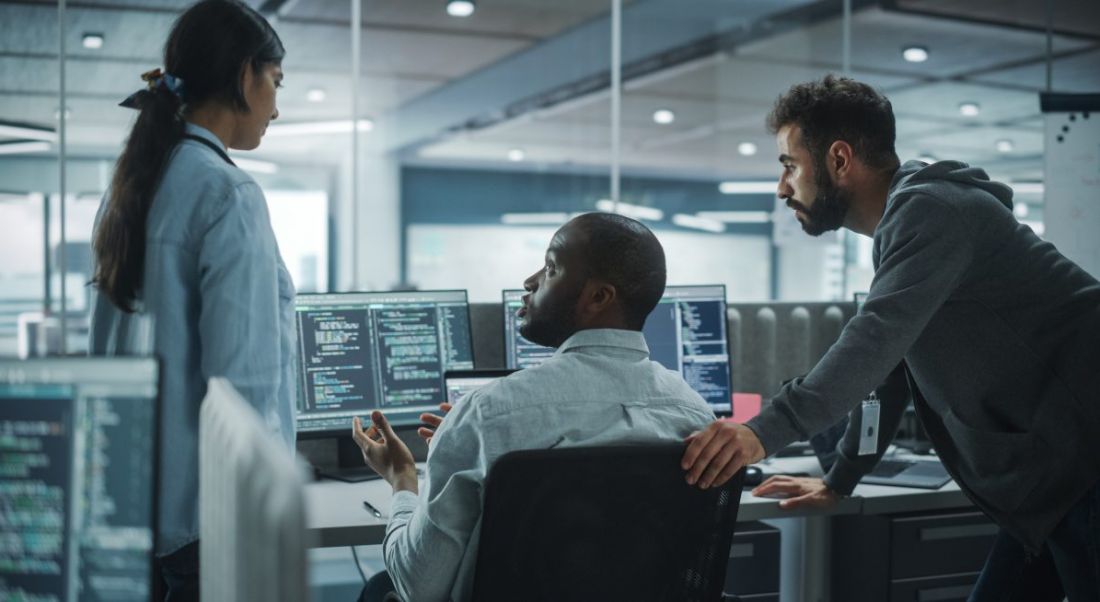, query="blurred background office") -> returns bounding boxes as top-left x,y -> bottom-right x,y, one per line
1,0 -> 1097,598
